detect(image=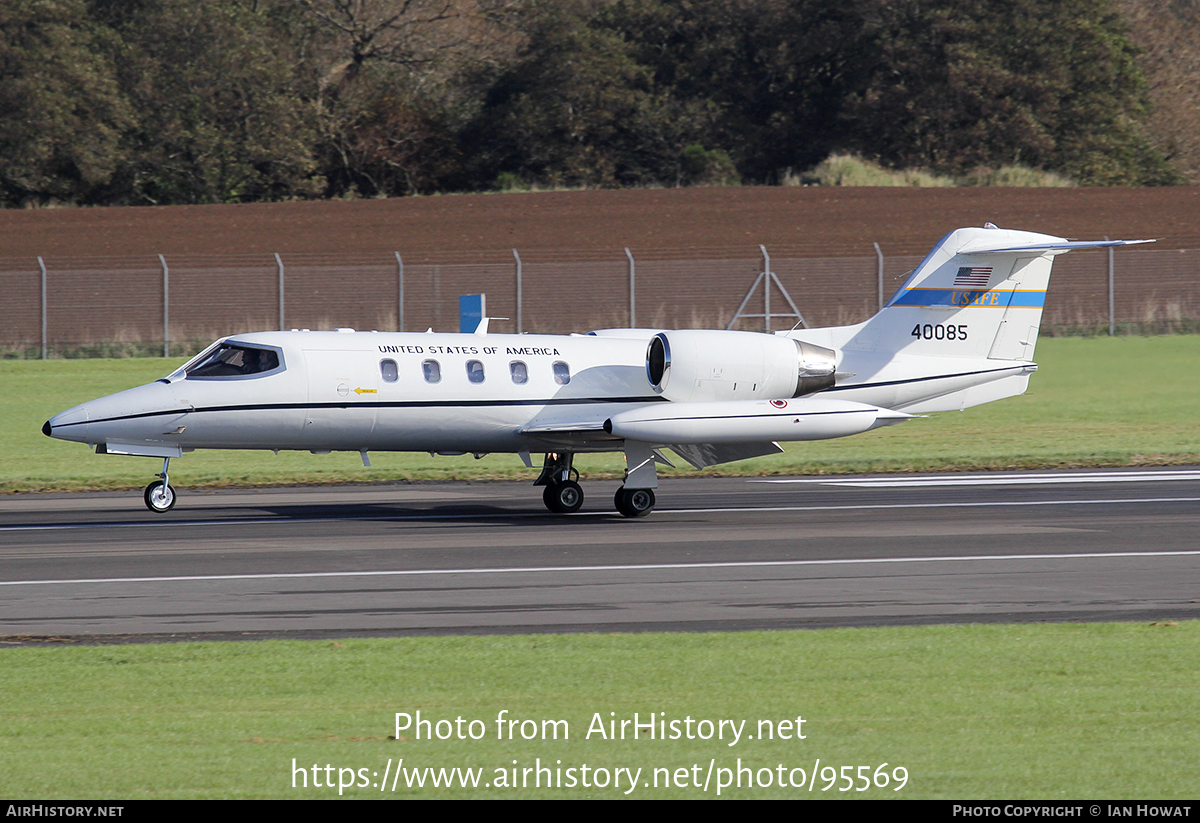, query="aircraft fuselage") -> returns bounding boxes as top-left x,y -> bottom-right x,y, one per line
47,330 -> 659,455
44,225 -> 1152,515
